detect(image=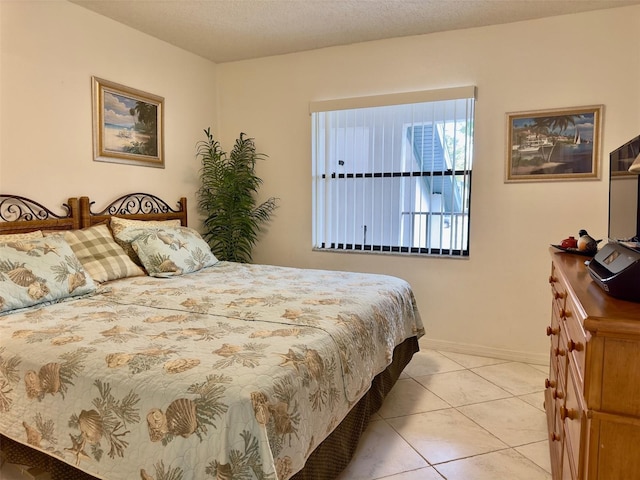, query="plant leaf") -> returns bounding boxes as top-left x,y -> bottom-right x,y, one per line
196,129 -> 278,262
